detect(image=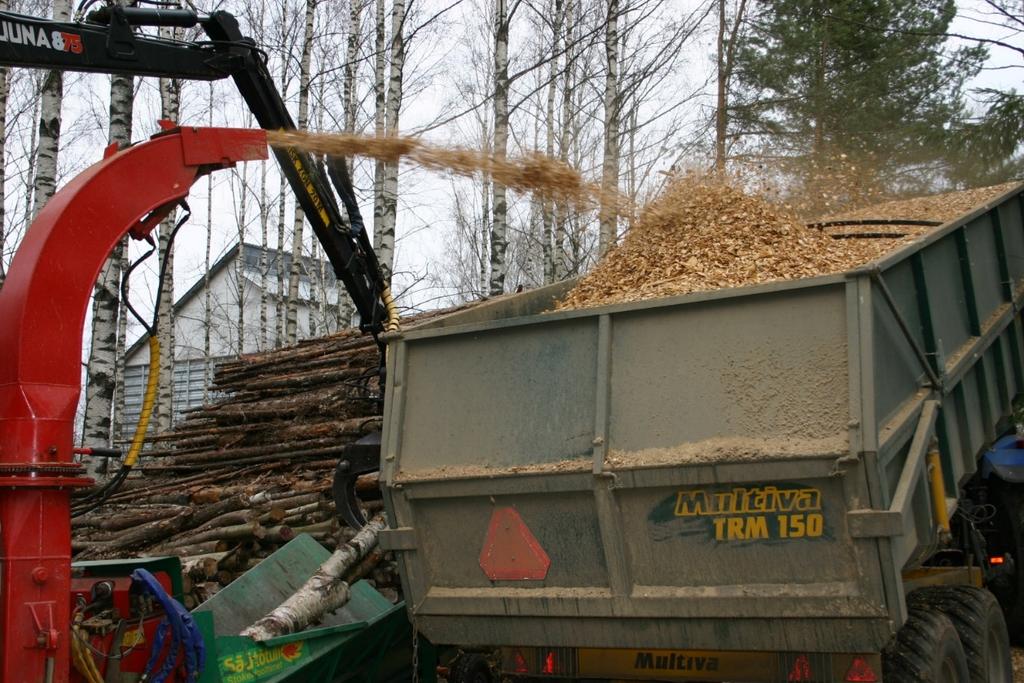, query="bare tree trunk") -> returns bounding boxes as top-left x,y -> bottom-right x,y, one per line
379,0 -> 406,281
343,0 -> 363,177
275,52 -> 290,348
285,0 -> 317,345
204,82 -> 214,399
541,0 -> 563,285
479,171 -> 490,294
554,0 -> 575,281
32,0 -> 71,219
338,0 -> 361,328
372,0 -> 387,276
714,0 -> 727,175
82,67 -> 134,467
714,0 -> 746,175
259,160 -> 269,348
23,92 -> 39,225
113,244 -> 128,443
276,187 -> 286,346
156,63 -> 181,433
598,0 -> 620,257
488,0 -> 510,296
236,161 -> 249,354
